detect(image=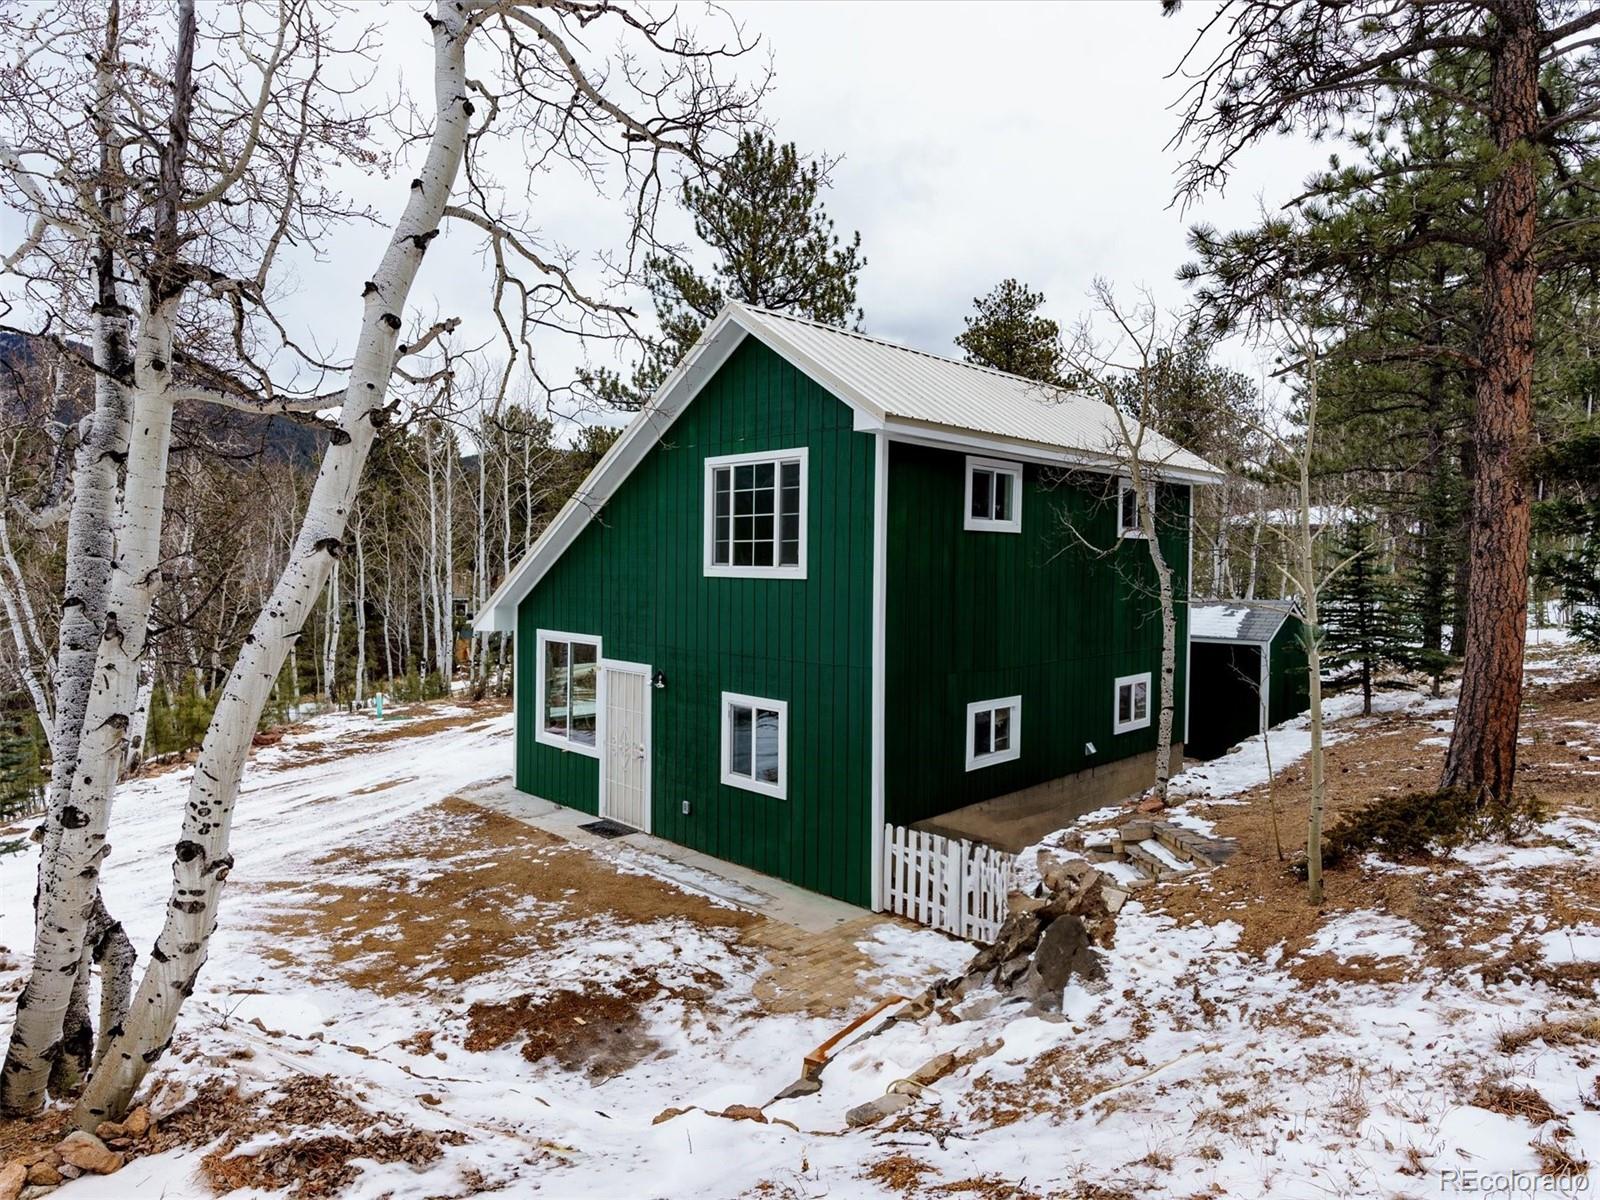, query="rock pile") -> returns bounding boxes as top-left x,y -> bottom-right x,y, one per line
832,853 -> 1126,1126
0,1108 -> 151,1200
